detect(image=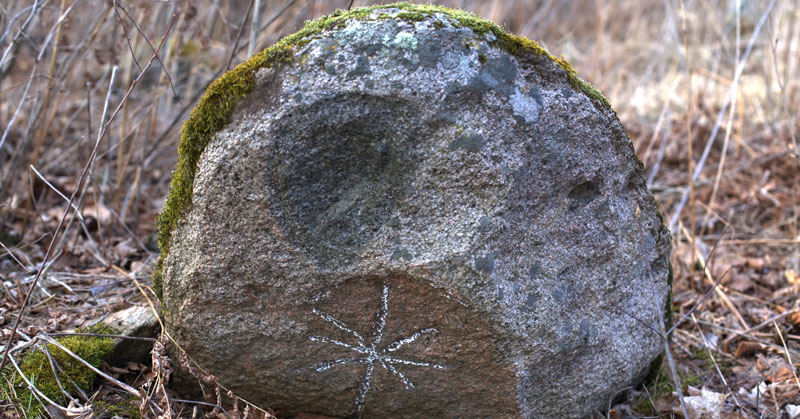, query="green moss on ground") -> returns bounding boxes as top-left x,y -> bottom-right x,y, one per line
636,359 -> 704,415
153,2 -> 612,298
1,325 -> 117,417
693,348 -> 732,376
92,395 -> 142,418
